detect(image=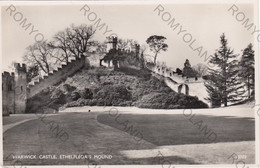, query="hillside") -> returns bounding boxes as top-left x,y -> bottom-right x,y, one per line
26,67 -> 208,113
